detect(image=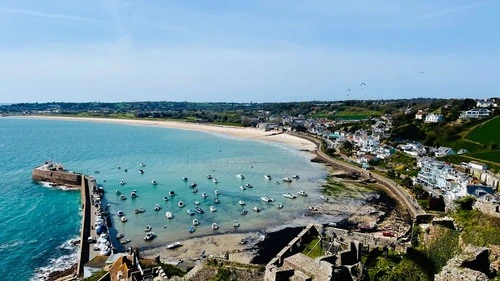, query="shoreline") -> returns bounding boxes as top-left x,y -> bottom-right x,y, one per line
13,115 -> 317,155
